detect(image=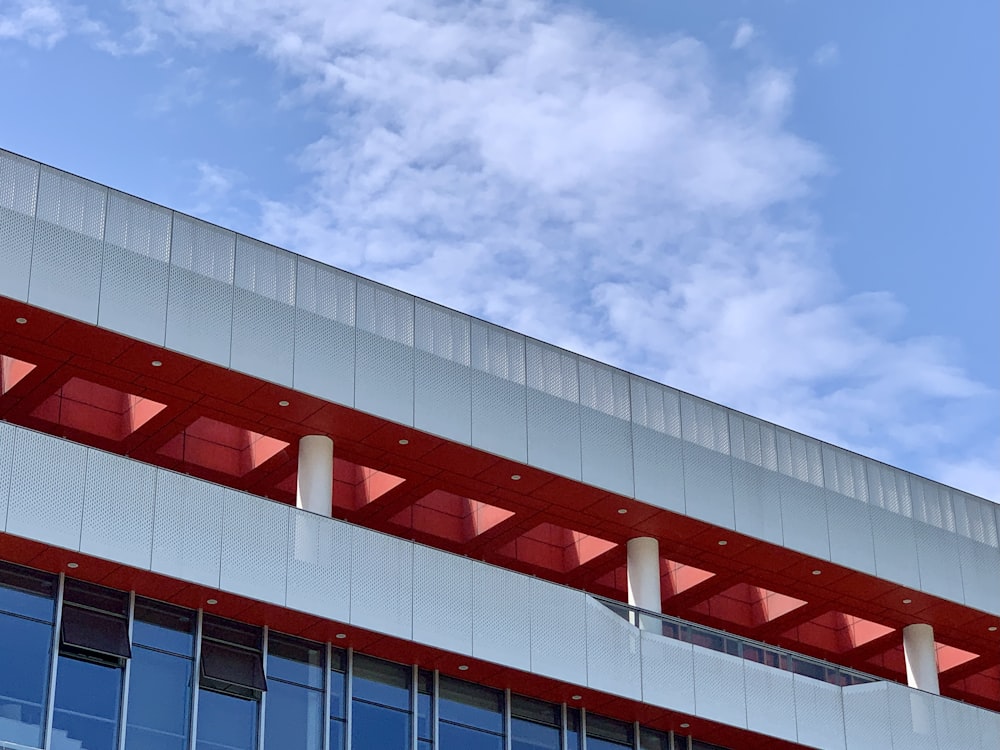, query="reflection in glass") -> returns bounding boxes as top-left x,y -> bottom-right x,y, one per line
512,718 -> 561,750
52,656 -> 122,750
351,655 -> 411,750
125,648 -> 192,750
196,689 -> 257,750
351,699 -> 410,750
0,613 -> 51,747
